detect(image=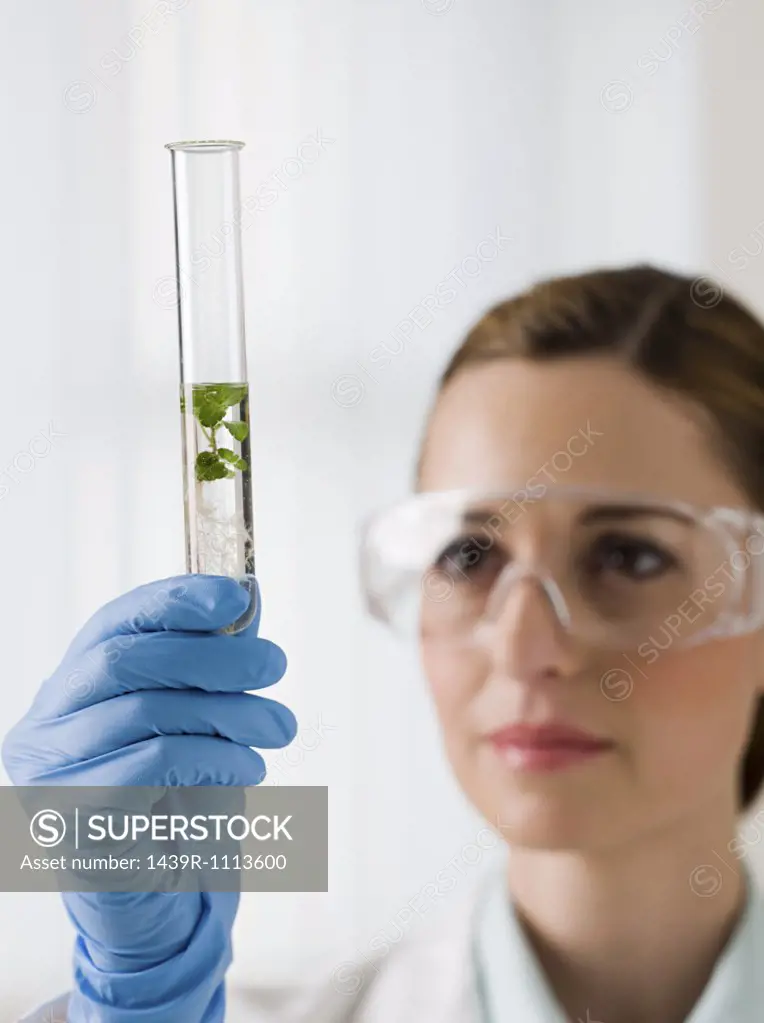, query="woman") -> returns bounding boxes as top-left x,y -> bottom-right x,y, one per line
9,262 -> 764,1022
